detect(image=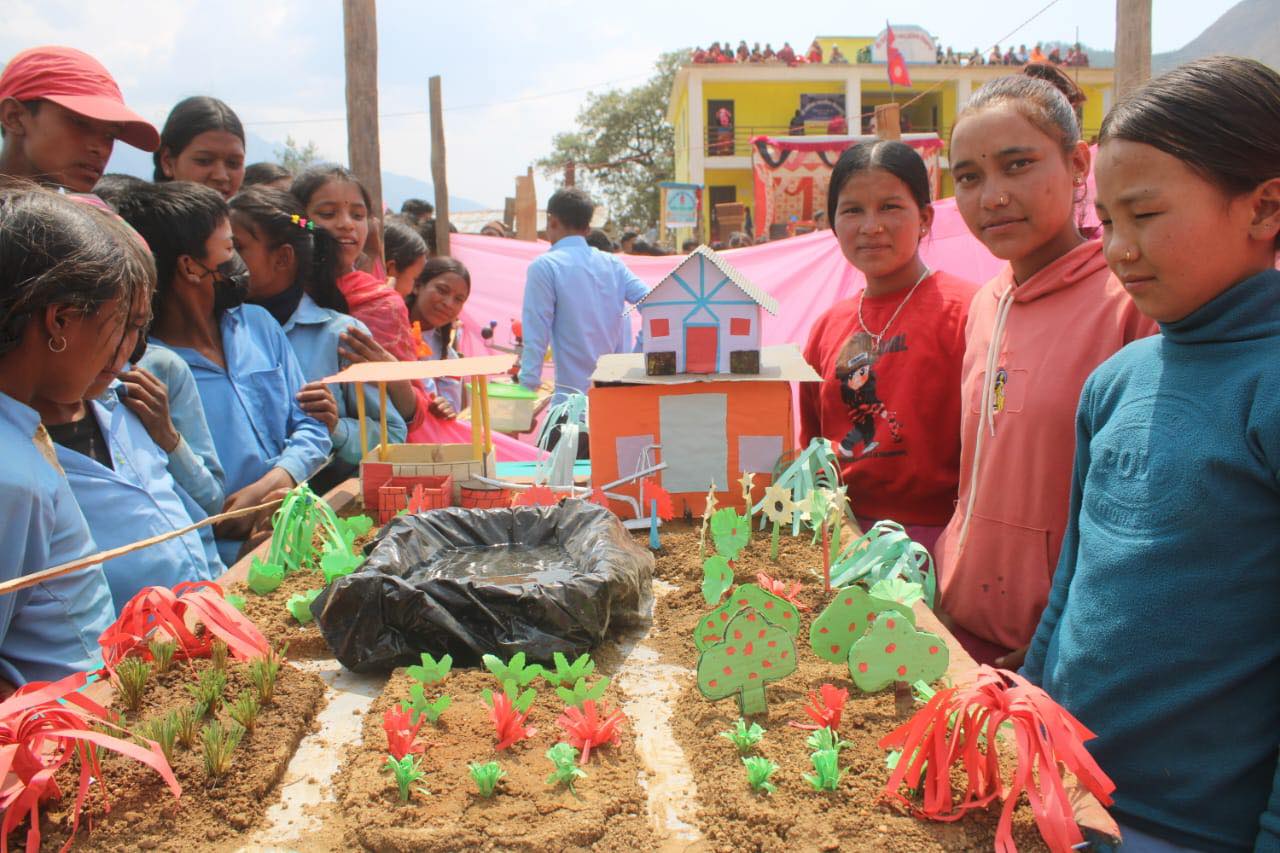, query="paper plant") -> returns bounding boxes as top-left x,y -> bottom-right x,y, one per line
805,726 -> 850,753
804,747 -> 843,792
401,683 -> 452,725
709,507 -> 750,561
701,555 -> 733,606
765,437 -> 842,536
407,652 -> 453,685
742,755 -> 778,794
545,742 -> 587,795
261,483 -> 355,576
694,583 -> 801,652
483,652 -> 542,713
696,607 -> 797,715
555,676 -> 609,709
383,754 -> 427,802
848,612 -> 948,692
830,521 -> 936,607
755,571 -> 807,611
513,484 -> 559,508
868,577 -> 926,608
101,582 -> 269,669
285,588 -> 322,623
556,700 -> 626,764
320,545 -> 363,585
719,718 -> 764,754
383,705 -> 426,760
809,586 -> 915,664
738,471 -> 755,513
758,483 -> 795,560
791,684 -> 849,731
247,556 -> 284,595
699,484 -> 718,558
543,652 -> 593,687
484,690 -> 536,751
879,666 -> 1116,853
468,761 -> 506,798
